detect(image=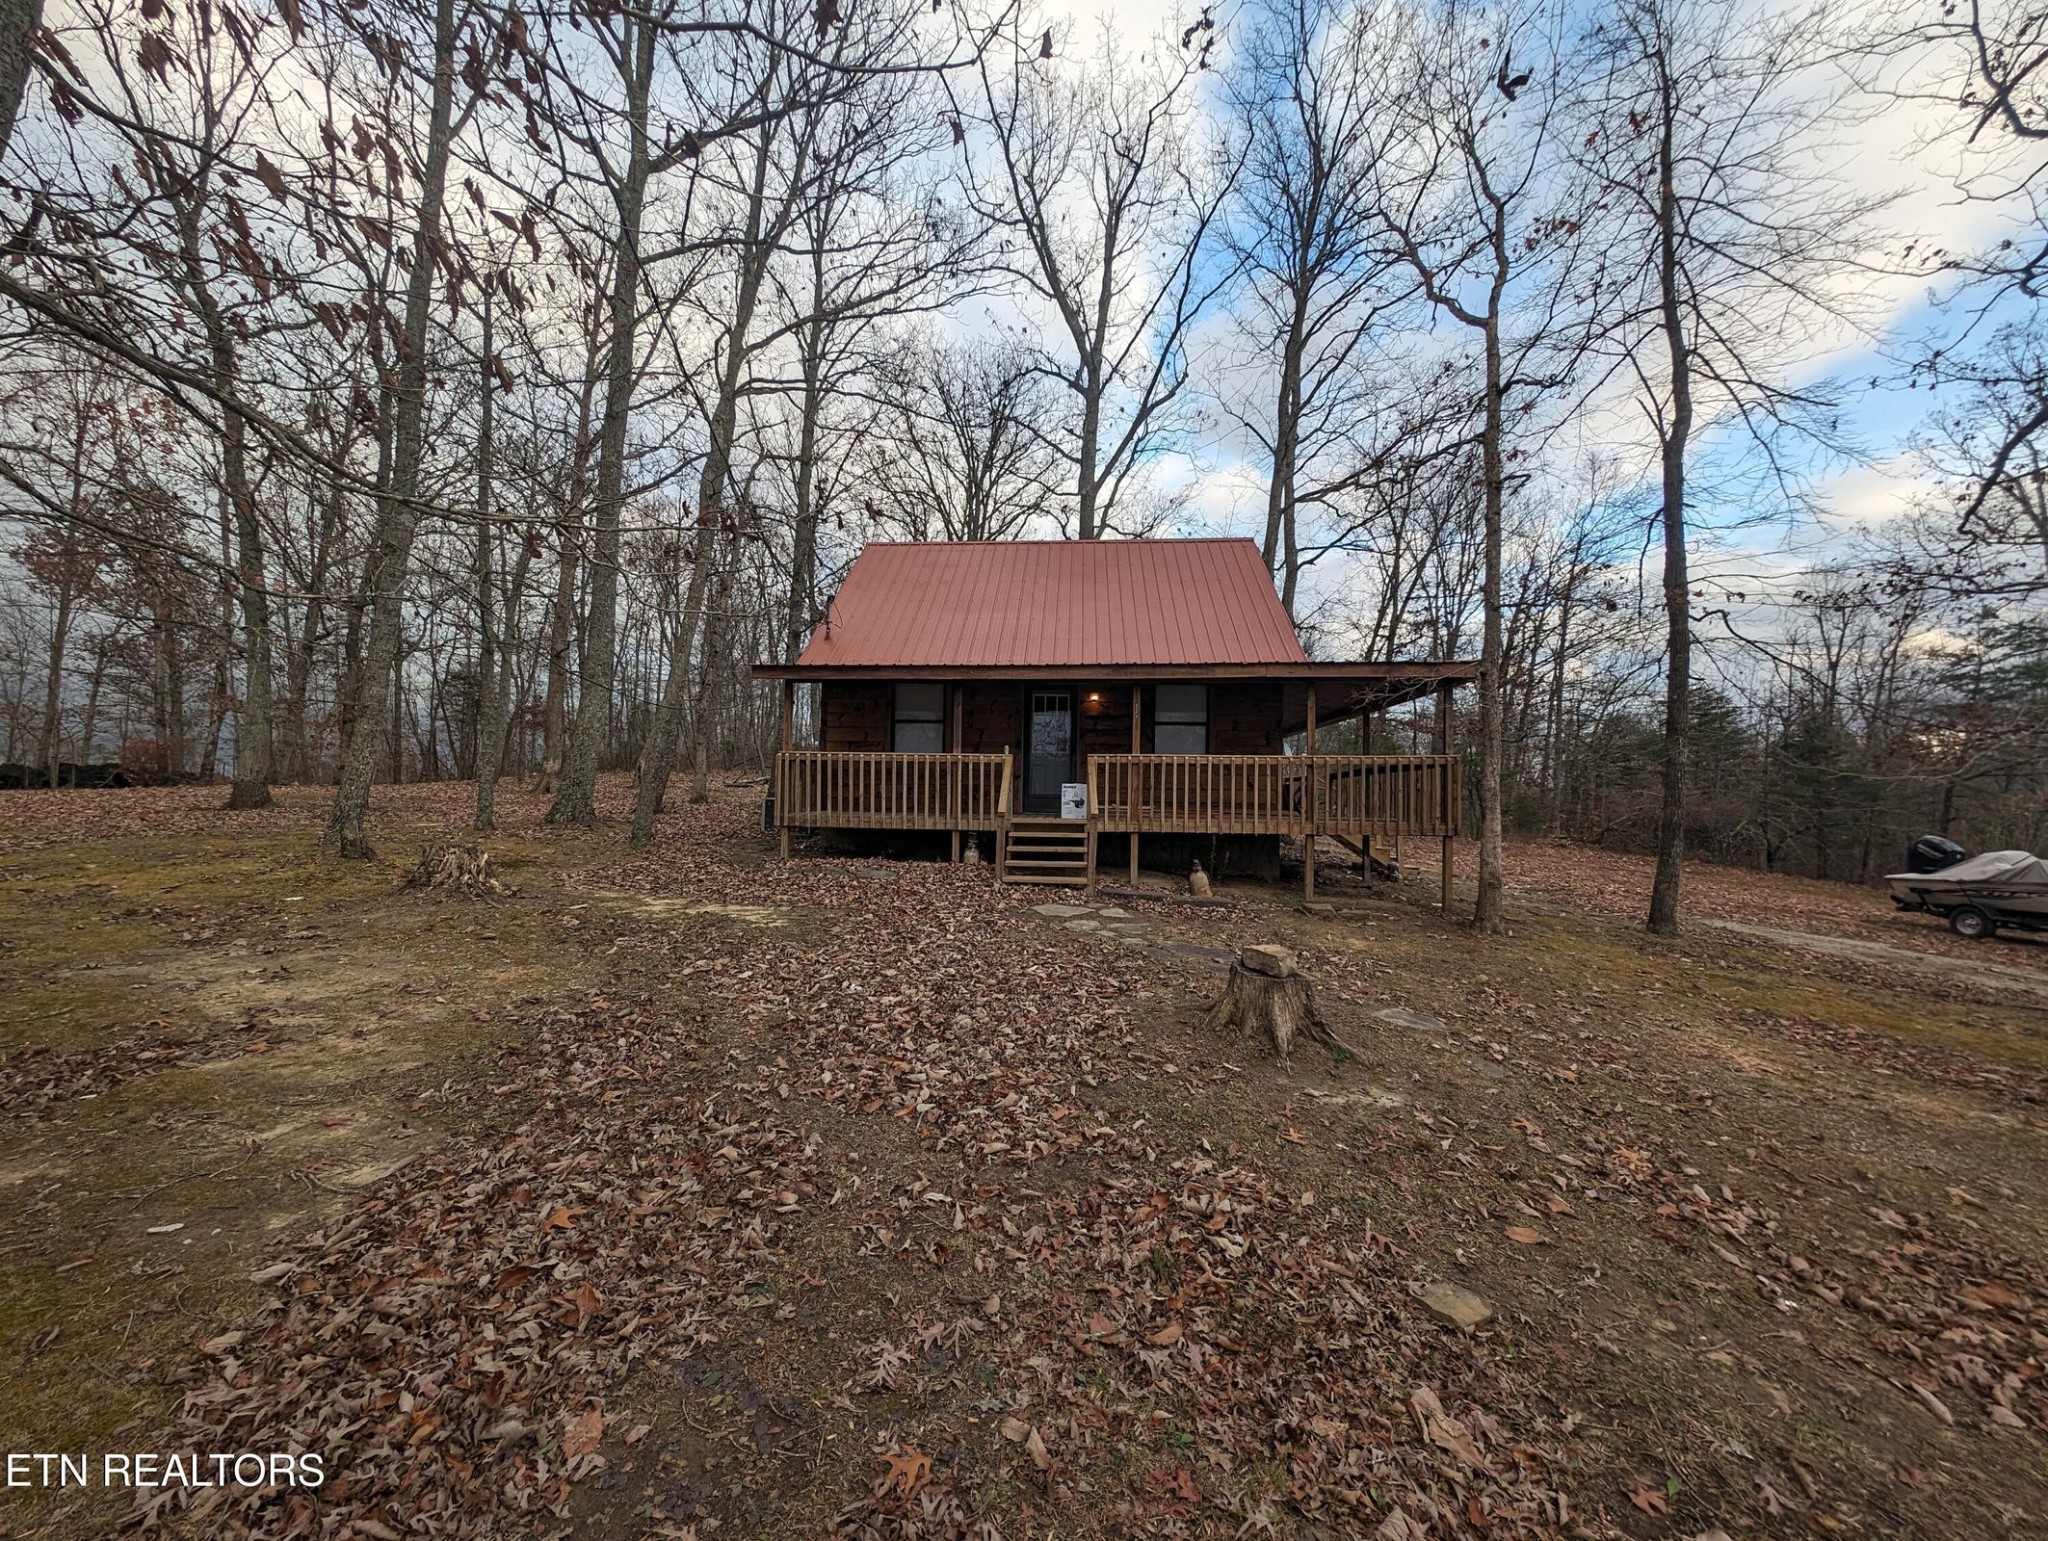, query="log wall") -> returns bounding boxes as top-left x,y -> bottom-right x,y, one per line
818,680 -> 1286,758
